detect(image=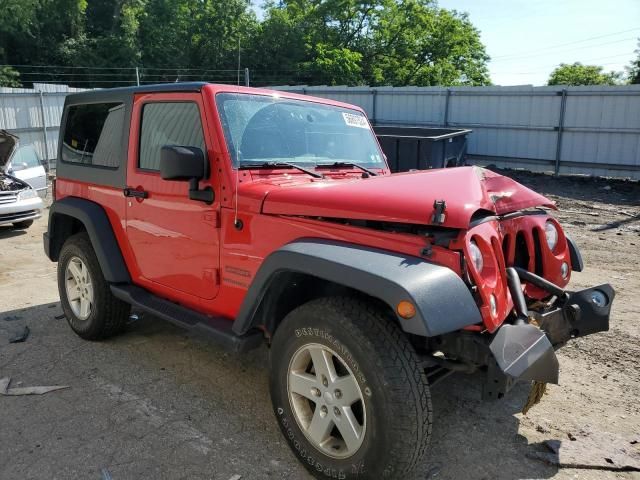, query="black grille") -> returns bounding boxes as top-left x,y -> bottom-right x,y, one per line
514,232 -> 530,270
532,229 -> 544,276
